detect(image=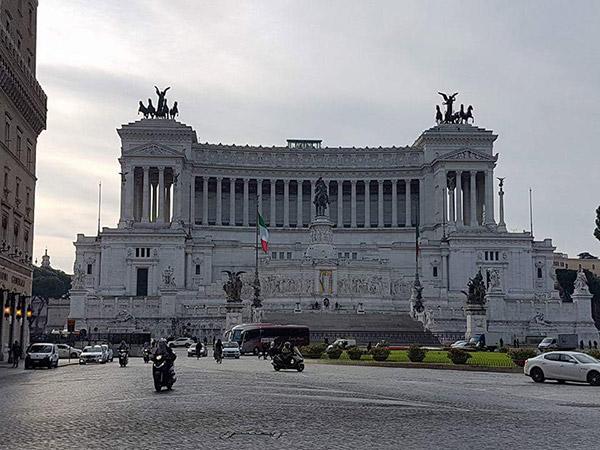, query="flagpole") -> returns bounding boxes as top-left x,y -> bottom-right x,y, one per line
252,189 -> 262,312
